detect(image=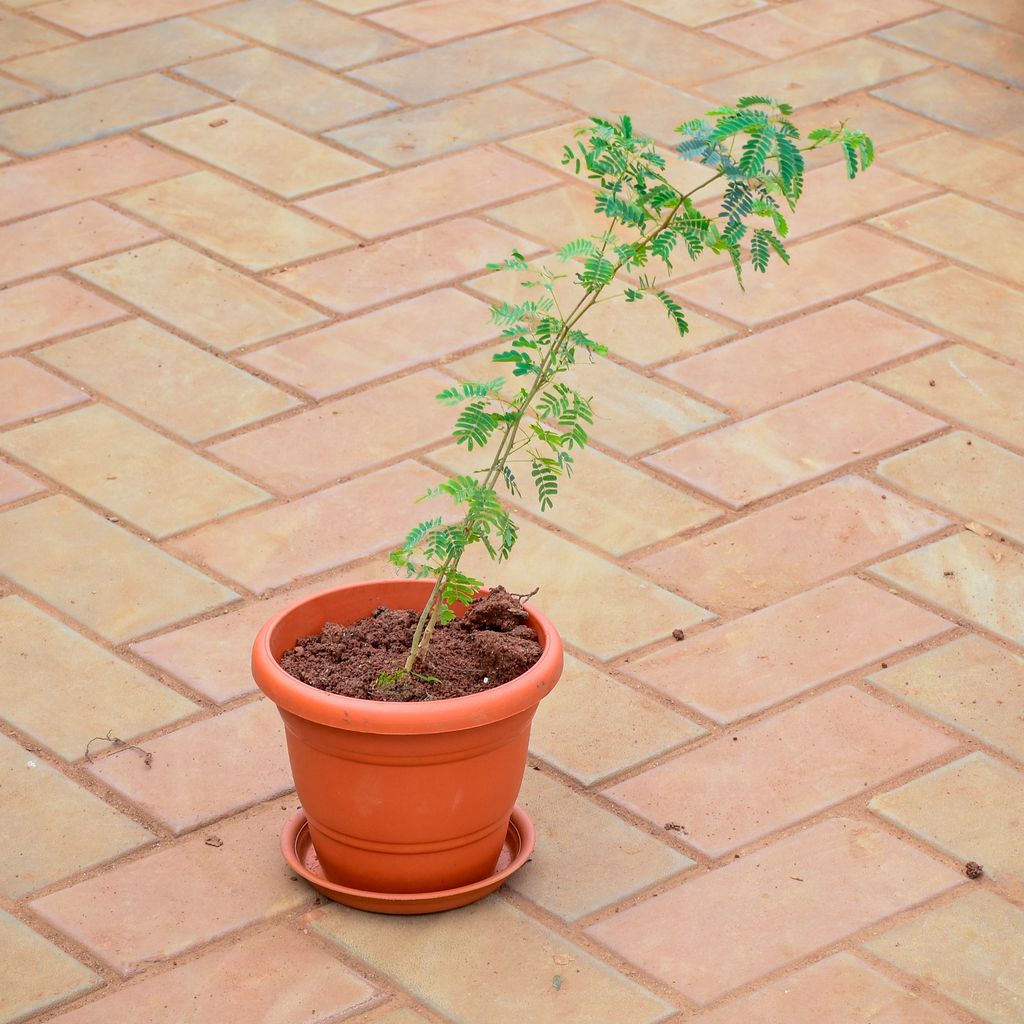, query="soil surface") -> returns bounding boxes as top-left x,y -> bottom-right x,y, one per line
280,587 -> 542,701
